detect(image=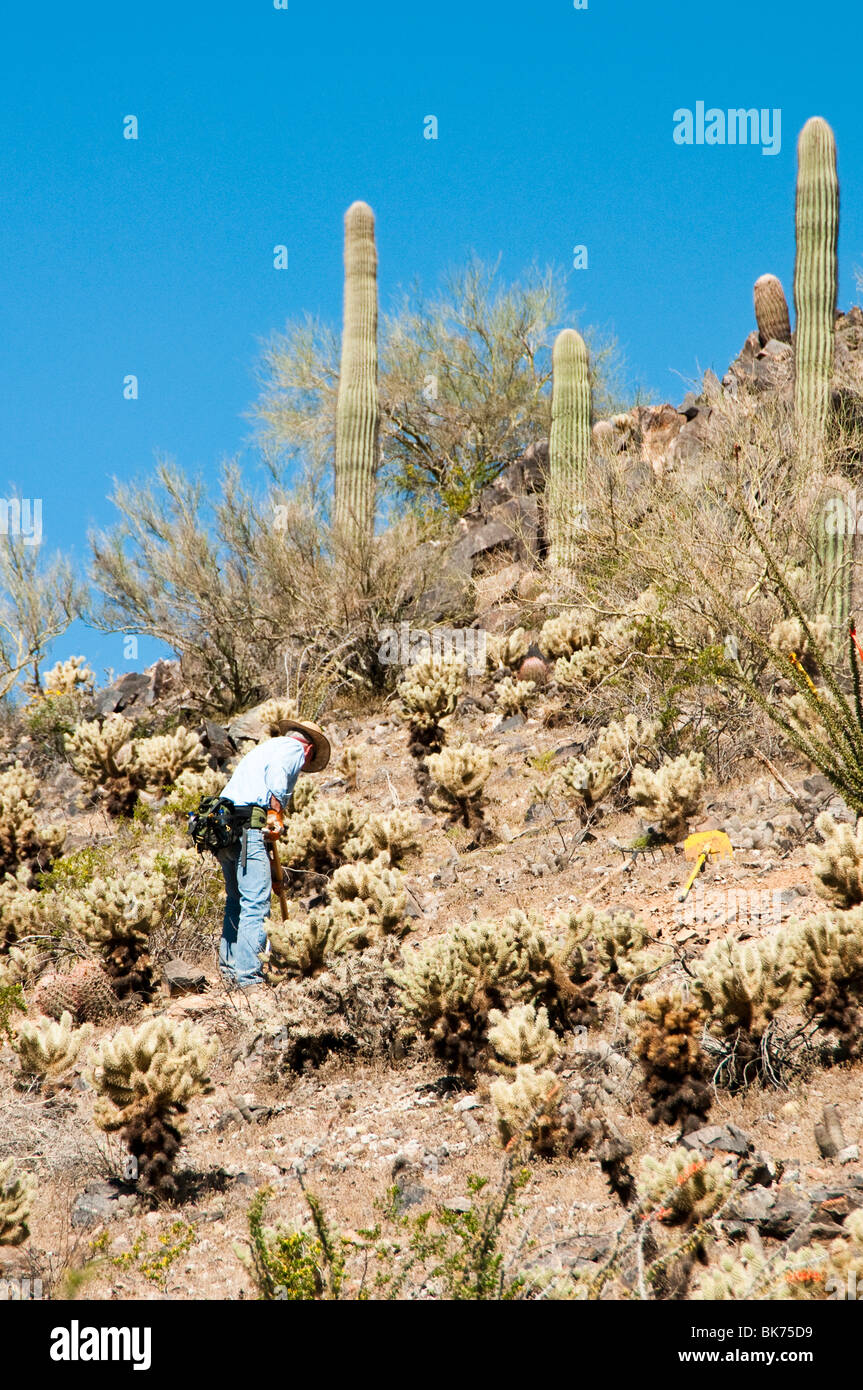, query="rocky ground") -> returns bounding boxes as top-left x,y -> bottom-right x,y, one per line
3,681 -> 863,1302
